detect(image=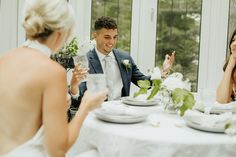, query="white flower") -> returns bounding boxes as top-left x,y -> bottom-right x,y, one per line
122,59 -> 131,72
123,59 -> 130,65
162,72 -> 189,91
151,67 -> 162,80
